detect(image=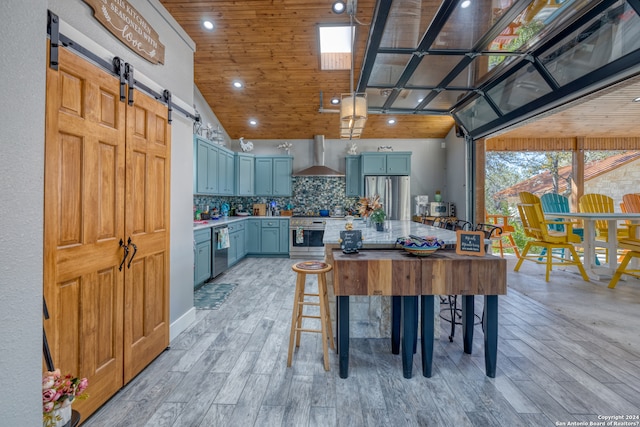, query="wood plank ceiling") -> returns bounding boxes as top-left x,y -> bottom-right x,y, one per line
159,0 -> 455,140
159,0 -> 640,144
